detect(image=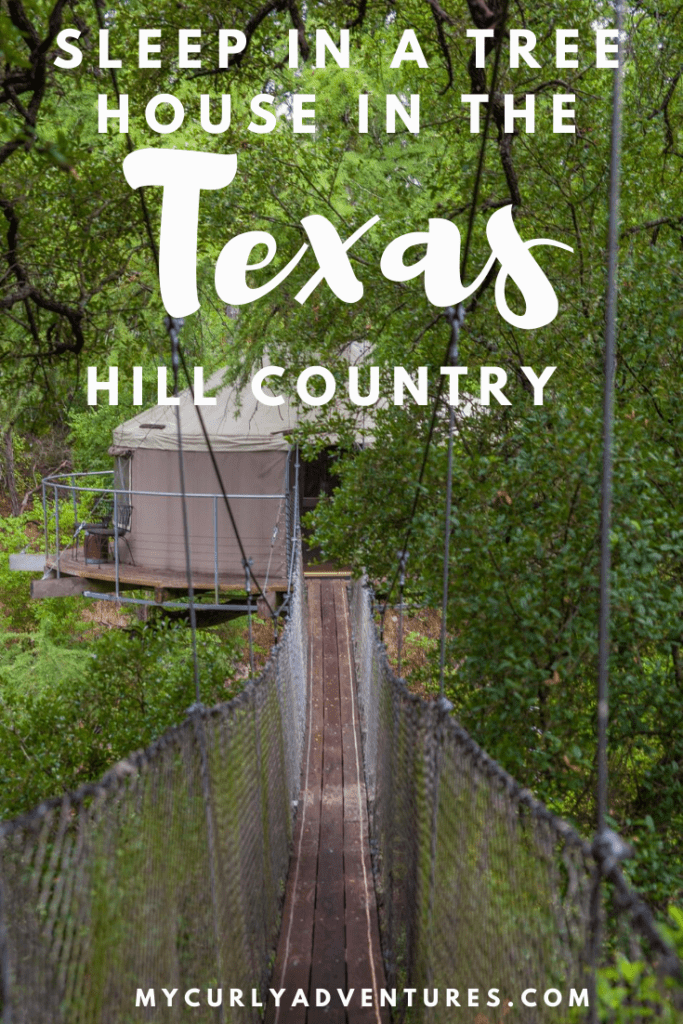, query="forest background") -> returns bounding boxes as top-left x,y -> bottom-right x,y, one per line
0,0 -> 682,919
